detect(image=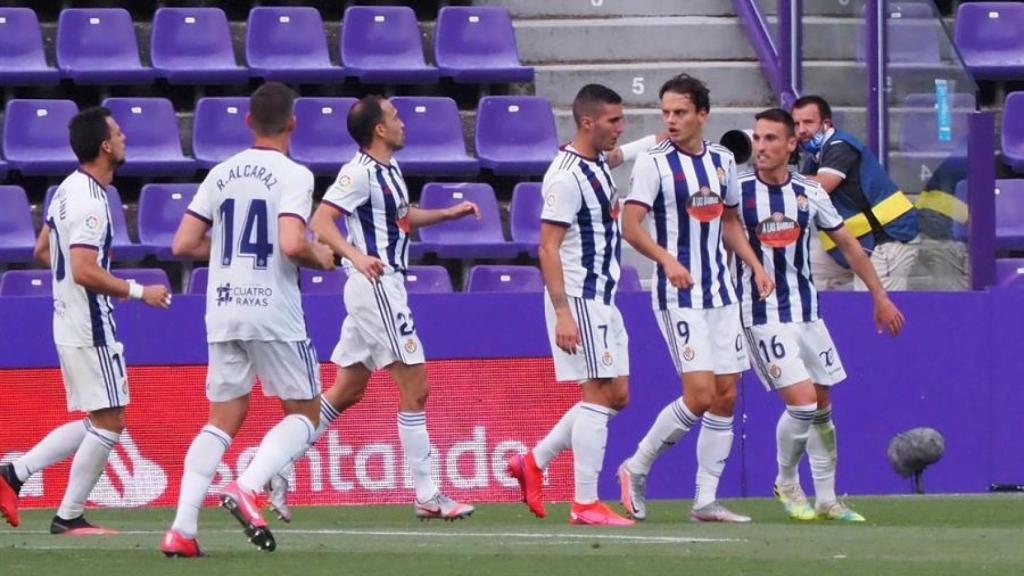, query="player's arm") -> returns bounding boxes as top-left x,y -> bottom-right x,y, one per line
721,207 -> 774,300
407,202 -> 480,230
171,213 -> 212,260
70,247 -> 170,308
34,223 -> 51,268
310,202 -> 383,280
806,142 -> 858,194
279,215 -> 335,271
538,222 -> 580,355
826,226 -> 905,336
